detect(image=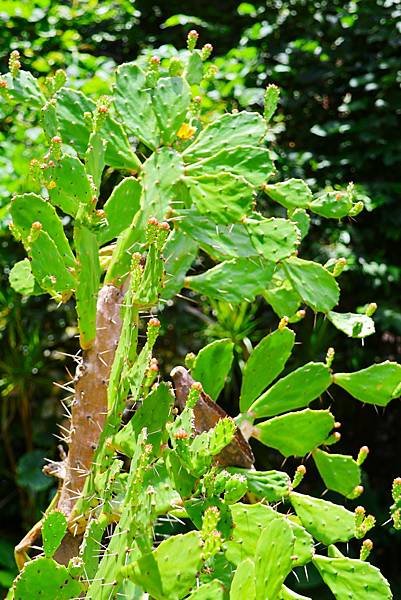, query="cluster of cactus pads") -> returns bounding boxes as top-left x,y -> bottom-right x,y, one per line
2,35 -> 401,599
